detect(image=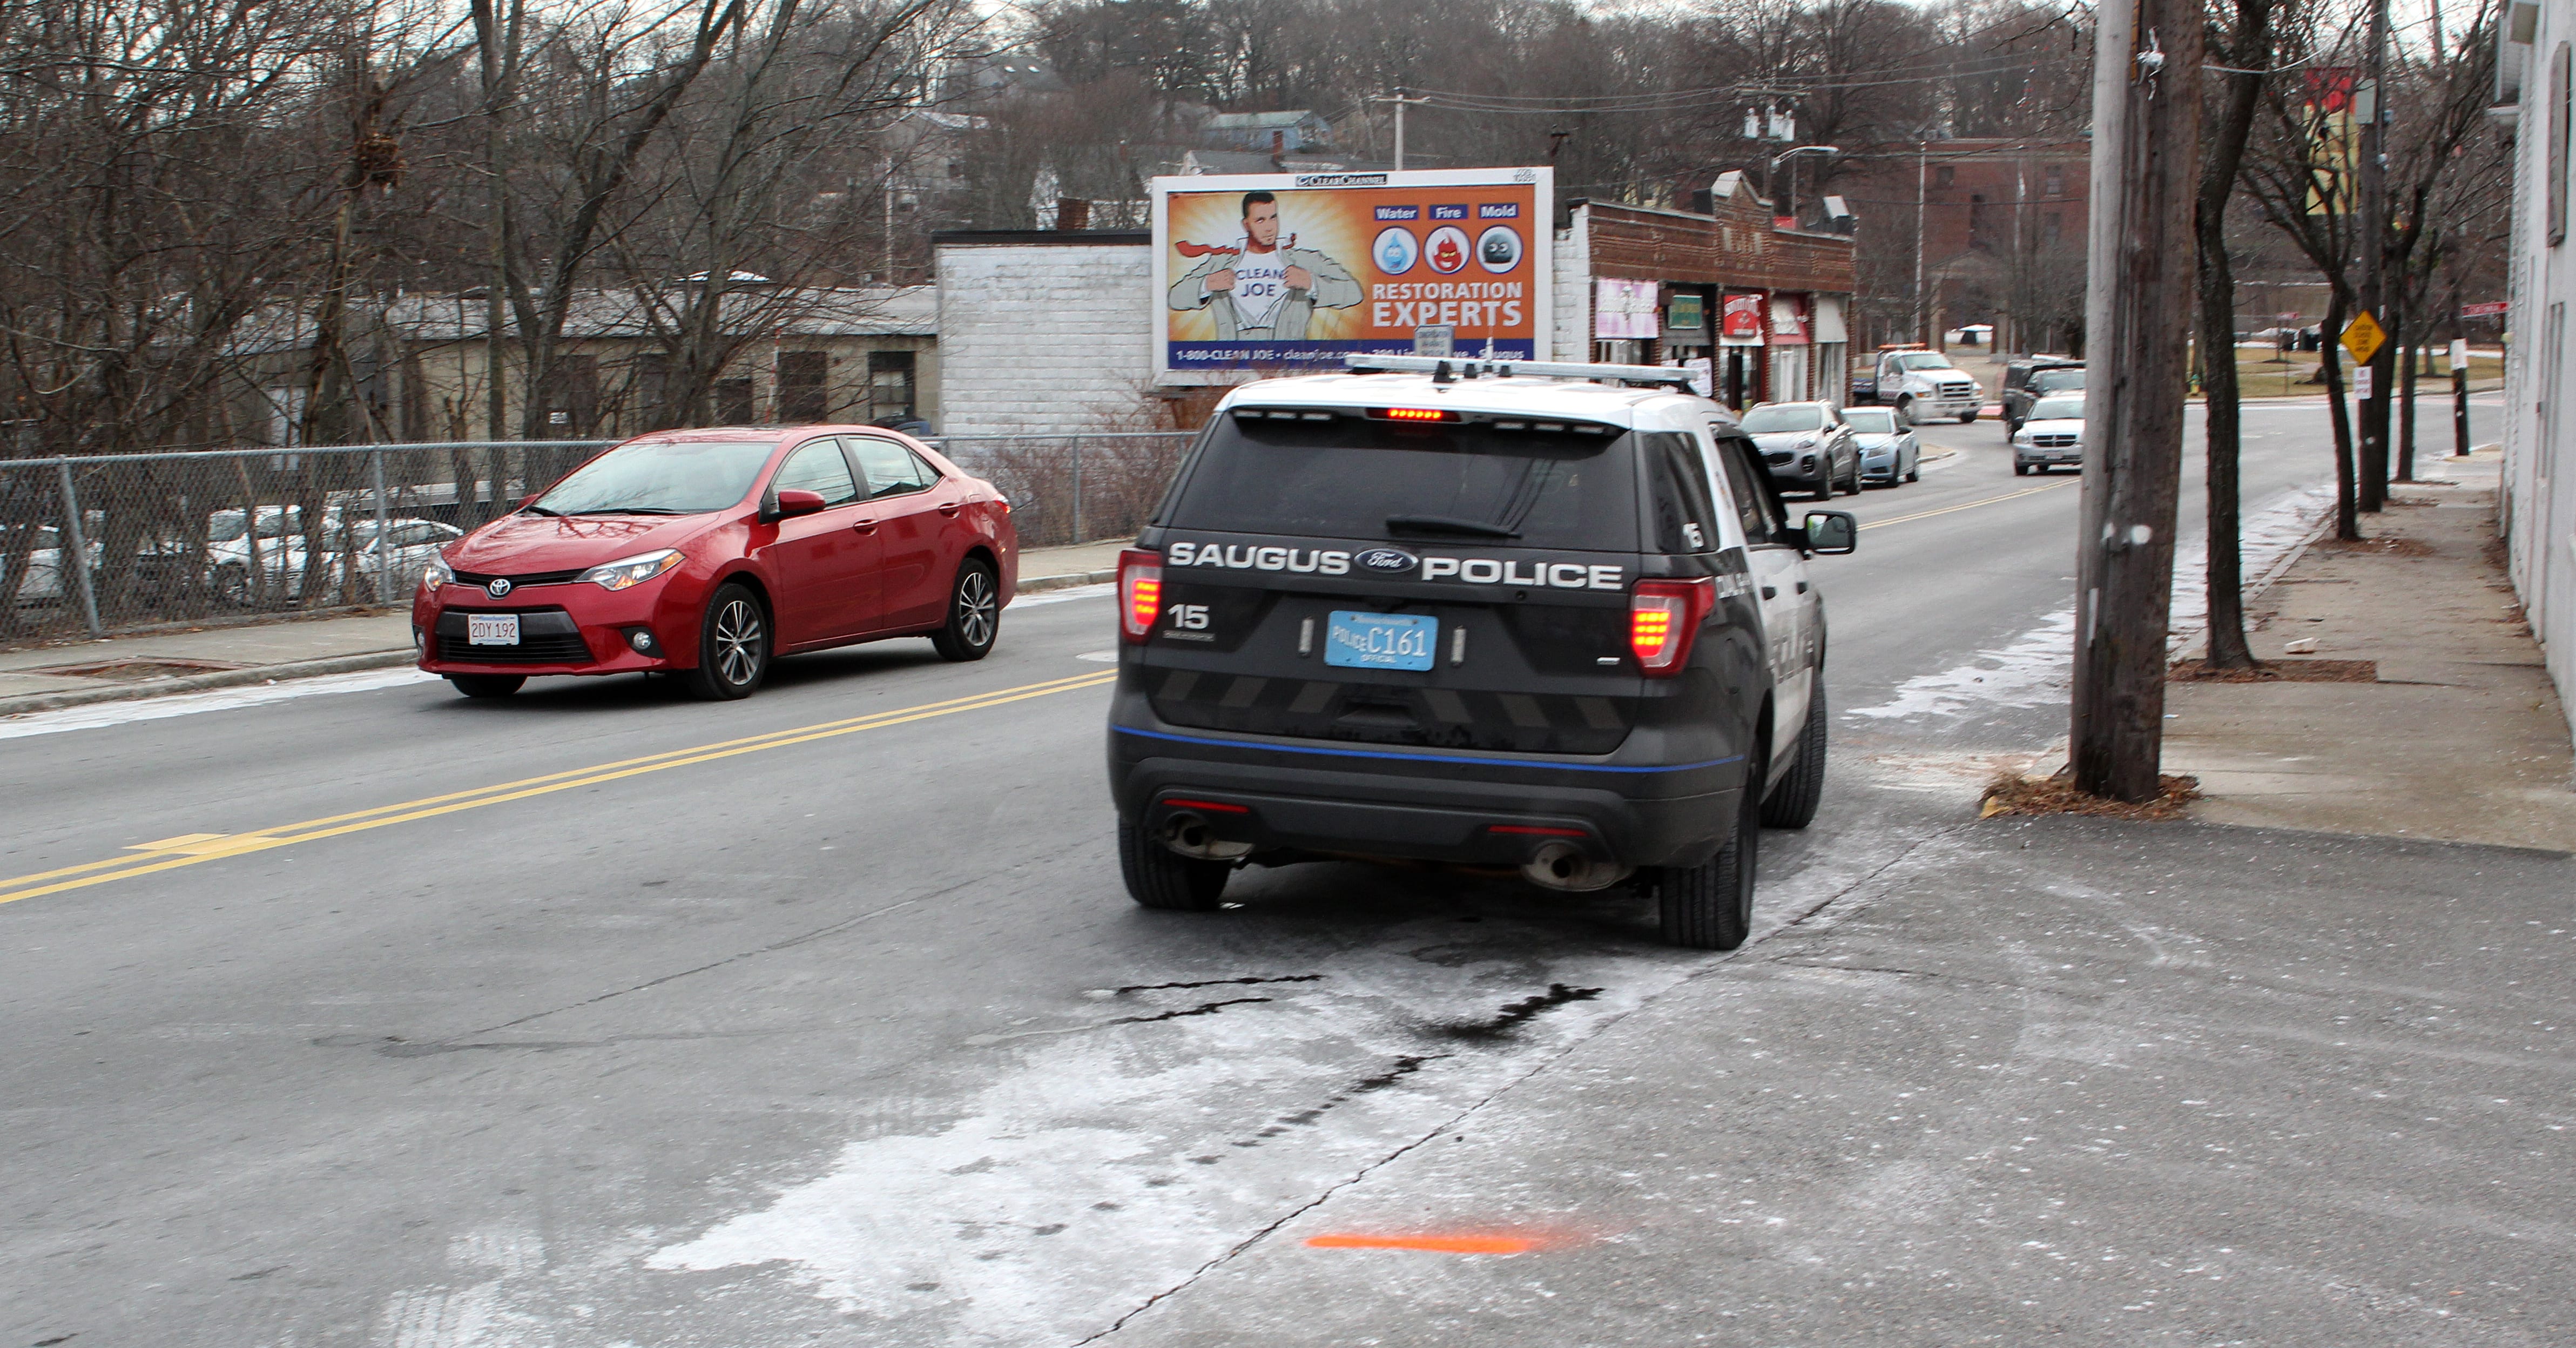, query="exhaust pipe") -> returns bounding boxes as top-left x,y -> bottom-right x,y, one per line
1521,841 -> 1632,893
1161,811 -> 1252,861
